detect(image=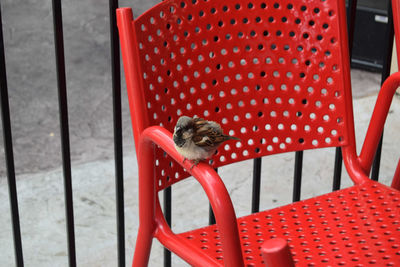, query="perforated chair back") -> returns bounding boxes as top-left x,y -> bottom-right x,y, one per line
118,0 -> 355,191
